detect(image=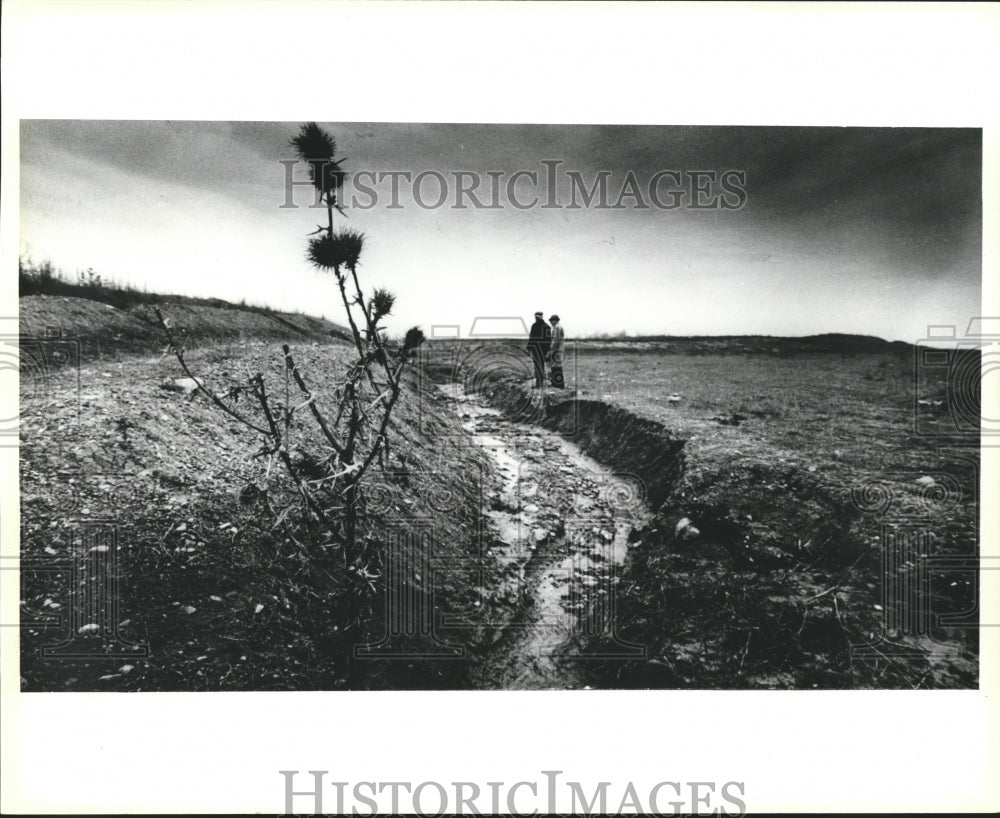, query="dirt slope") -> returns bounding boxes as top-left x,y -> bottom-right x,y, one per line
18,295 -> 351,360
19,339 -> 515,691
